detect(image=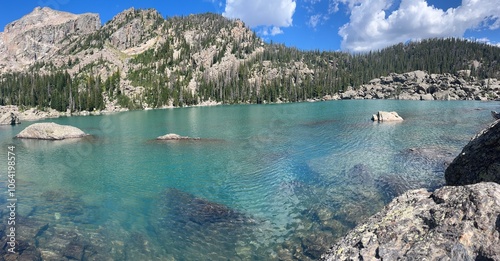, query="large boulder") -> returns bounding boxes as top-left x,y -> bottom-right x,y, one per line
371,111 -> 404,122
445,120 -> 500,185
321,182 -> 500,261
16,122 -> 87,140
0,112 -> 20,125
